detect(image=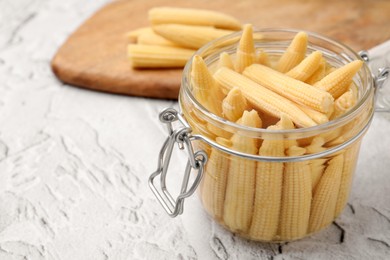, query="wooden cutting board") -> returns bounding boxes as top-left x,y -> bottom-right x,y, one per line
51,0 -> 390,99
